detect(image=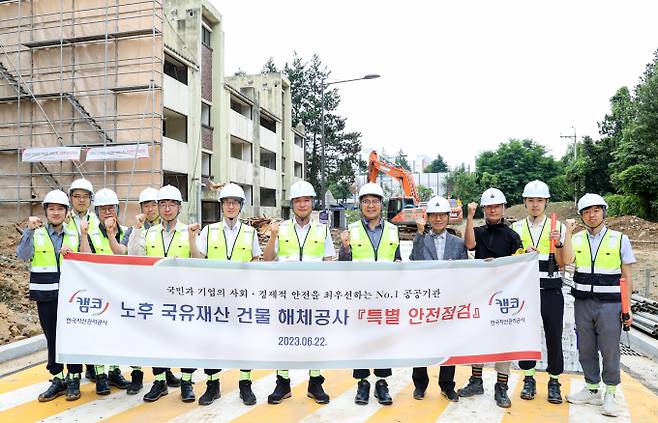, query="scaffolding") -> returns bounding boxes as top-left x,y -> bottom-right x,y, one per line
0,0 -> 163,221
